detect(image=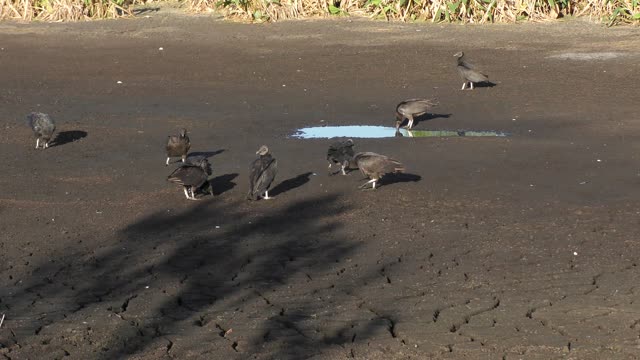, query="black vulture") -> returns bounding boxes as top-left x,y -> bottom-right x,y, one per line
167,157 -> 212,200
27,112 -> 56,149
166,128 -> 191,166
247,145 -> 278,201
454,51 -> 489,90
395,99 -> 439,130
353,152 -> 405,190
326,139 -> 355,175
